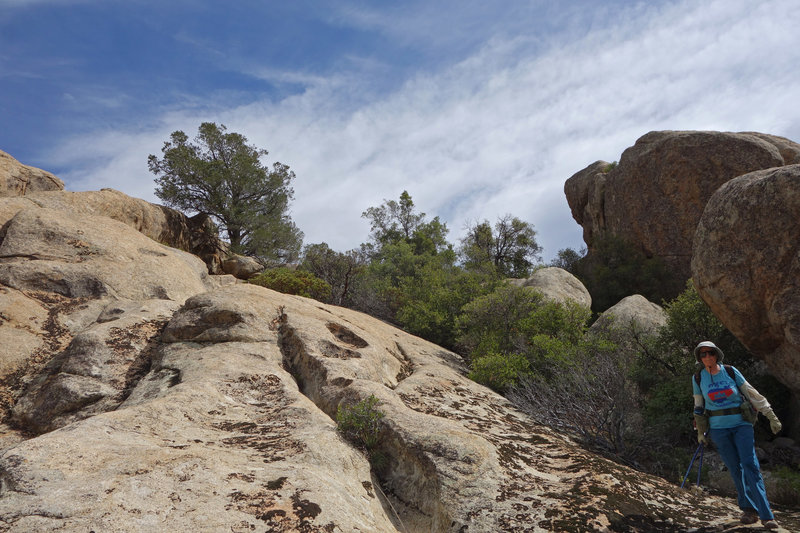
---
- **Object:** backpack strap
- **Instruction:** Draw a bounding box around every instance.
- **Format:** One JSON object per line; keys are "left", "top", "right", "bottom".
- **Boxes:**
{"left": 724, "top": 364, "right": 736, "bottom": 383}
{"left": 696, "top": 365, "right": 737, "bottom": 385}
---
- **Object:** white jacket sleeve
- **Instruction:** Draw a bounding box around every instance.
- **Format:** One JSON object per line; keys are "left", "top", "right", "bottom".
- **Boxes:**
{"left": 741, "top": 381, "right": 772, "bottom": 412}
{"left": 693, "top": 394, "right": 704, "bottom": 409}
{"left": 692, "top": 376, "right": 704, "bottom": 409}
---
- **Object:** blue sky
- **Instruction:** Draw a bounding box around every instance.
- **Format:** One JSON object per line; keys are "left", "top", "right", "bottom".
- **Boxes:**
{"left": 2, "top": 0, "right": 799, "bottom": 261}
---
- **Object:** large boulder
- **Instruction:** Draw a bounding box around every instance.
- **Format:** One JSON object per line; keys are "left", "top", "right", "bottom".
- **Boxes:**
{"left": 222, "top": 253, "right": 264, "bottom": 280}
{"left": 508, "top": 266, "right": 591, "bottom": 308}
{"left": 0, "top": 150, "right": 64, "bottom": 197}
{"left": 0, "top": 205, "right": 235, "bottom": 434}
{"left": 743, "top": 132, "right": 800, "bottom": 165}
{"left": 565, "top": 131, "right": 798, "bottom": 283}
{"left": 692, "top": 164, "right": 800, "bottom": 398}
{"left": 0, "top": 189, "right": 227, "bottom": 273}
{"left": 0, "top": 207, "right": 214, "bottom": 302}
{"left": 590, "top": 294, "right": 666, "bottom": 335}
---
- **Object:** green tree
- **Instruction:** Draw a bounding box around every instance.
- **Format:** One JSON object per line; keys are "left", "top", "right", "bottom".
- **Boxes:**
{"left": 549, "top": 246, "right": 585, "bottom": 272}
{"left": 355, "top": 191, "right": 494, "bottom": 348}
{"left": 361, "top": 190, "right": 450, "bottom": 256}
{"left": 362, "top": 190, "right": 426, "bottom": 248}
{"left": 459, "top": 215, "right": 542, "bottom": 278}
{"left": 299, "top": 243, "right": 367, "bottom": 306}
{"left": 394, "top": 248, "right": 493, "bottom": 348}
{"left": 148, "top": 122, "right": 303, "bottom": 264}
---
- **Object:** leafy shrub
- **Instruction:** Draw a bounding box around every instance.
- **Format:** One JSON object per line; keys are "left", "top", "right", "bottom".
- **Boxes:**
{"left": 394, "top": 255, "right": 492, "bottom": 350}
{"left": 336, "top": 395, "right": 385, "bottom": 452}
{"left": 456, "top": 284, "right": 592, "bottom": 375}
{"left": 772, "top": 466, "right": 800, "bottom": 506}
{"left": 299, "top": 243, "right": 367, "bottom": 306}
{"left": 249, "top": 267, "right": 332, "bottom": 301}
{"left": 468, "top": 353, "right": 531, "bottom": 392}
{"left": 640, "top": 375, "right": 694, "bottom": 446}
{"left": 456, "top": 284, "right": 546, "bottom": 360}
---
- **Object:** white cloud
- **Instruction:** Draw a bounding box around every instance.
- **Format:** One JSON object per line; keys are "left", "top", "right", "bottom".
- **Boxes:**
{"left": 48, "top": 0, "right": 800, "bottom": 261}
{"left": 0, "top": 0, "right": 91, "bottom": 6}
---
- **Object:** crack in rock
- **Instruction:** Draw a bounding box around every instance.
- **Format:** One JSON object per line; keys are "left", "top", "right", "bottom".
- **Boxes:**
{"left": 273, "top": 307, "right": 451, "bottom": 533}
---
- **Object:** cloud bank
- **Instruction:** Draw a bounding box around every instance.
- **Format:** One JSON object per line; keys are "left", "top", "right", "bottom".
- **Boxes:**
{"left": 36, "top": 0, "right": 800, "bottom": 260}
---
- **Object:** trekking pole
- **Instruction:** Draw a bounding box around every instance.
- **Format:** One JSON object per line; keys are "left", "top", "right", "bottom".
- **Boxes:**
{"left": 695, "top": 442, "right": 704, "bottom": 487}
{"left": 680, "top": 441, "right": 704, "bottom": 489}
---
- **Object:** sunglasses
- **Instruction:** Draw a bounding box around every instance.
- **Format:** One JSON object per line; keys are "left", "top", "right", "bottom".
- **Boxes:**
{"left": 699, "top": 351, "right": 715, "bottom": 358}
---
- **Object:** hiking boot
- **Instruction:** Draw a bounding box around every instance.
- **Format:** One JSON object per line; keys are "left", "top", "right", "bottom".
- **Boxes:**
{"left": 739, "top": 509, "right": 758, "bottom": 524}
{"left": 762, "top": 519, "right": 779, "bottom": 530}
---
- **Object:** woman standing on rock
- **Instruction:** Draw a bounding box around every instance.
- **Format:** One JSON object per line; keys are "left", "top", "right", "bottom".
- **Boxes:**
{"left": 692, "top": 341, "right": 783, "bottom": 529}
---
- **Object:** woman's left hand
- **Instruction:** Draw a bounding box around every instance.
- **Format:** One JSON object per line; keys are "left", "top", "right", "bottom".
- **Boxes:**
{"left": 765, "top": 409, "right": 782, "bottom": 434}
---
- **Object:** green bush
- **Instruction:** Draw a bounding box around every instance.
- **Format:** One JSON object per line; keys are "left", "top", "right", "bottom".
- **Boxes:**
{"left": 640, "top": 375, "right": 694, "bottom": 446}
{"left": 249, "top": 267, "right": 332, "bottom": 301}
{"left": 468, "top": 353, "right": 531, "bottom": 392}
{"left": 394, "top": 254, "right": 492, "bottom": 350}
{"left": 772, "top": 466, "right": 800, "bottom": 506}
{"left": 456, "top": 284, "right": 592, "bottom": 378}
{"left": 455, "top": 284, "right": 548, "bottom": 360}
{"left": 336, "top": 395, "right": 385, "bottom": 452}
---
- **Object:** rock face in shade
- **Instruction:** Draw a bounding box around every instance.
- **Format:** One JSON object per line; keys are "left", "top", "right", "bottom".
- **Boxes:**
{"left": 565, "top": 130, "right": 799, "bottom": 283}
{"left": 0, "top": 150, "right": 64, "bottom": 197}
{"left": 693, "top": 164, "right": 800, "bottom": 399}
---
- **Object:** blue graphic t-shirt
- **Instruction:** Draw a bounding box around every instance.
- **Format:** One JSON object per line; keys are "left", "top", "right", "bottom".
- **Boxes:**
{"left": 692, "top": 366, "right": 749, "bottom": 429}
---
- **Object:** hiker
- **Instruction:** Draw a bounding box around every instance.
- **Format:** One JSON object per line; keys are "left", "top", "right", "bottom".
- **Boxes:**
{"left": 692, "top": 341, "right": 782, "bottom": 529}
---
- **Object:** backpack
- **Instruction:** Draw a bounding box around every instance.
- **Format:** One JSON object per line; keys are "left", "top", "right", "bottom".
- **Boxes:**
{"left": 695, "top": 365, "right": 757, "bottom": 423}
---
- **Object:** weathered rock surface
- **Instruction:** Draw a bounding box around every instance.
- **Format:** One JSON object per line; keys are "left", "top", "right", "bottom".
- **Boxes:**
{"left": 743, "top": 132, "right": 800, "bottom": 165}
{"left": 693, "top": 164, "right": 800, "bottom": 399}
{"left": 222, "top": 253, "right": 264, "bottom": 280}
{"left": 2, "top": 282, "right": 775, "bottom": 532}
{"left": 0, "top": 204, "right": 235, "bottom": 441}
{"left": 0, "top": 189, "right": 226, "bottom": 273}
{"left": 563, "top": 160, "right": 613, "bottom": 249}
{"left": 590, "top": 294, "right": 666, "bottom": 335}
{"left": 0, "top": 207, "right": 214, "bottom": 302}
{"left": 11, "top": 299, "right": 178, "bottom": 434}
{"left": 0, "top": 150, "right": 64, "bottom": 197}
{"left": 508, "top": 266, "right": 592, "bottom": 308}
{"left": 565, "top": 130, "right": 799, "bottom": 282}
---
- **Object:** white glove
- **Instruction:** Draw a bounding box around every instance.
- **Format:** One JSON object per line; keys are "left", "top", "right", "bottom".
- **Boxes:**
{"left": 764, "top": 409, "right": 782, "bottom": 434}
